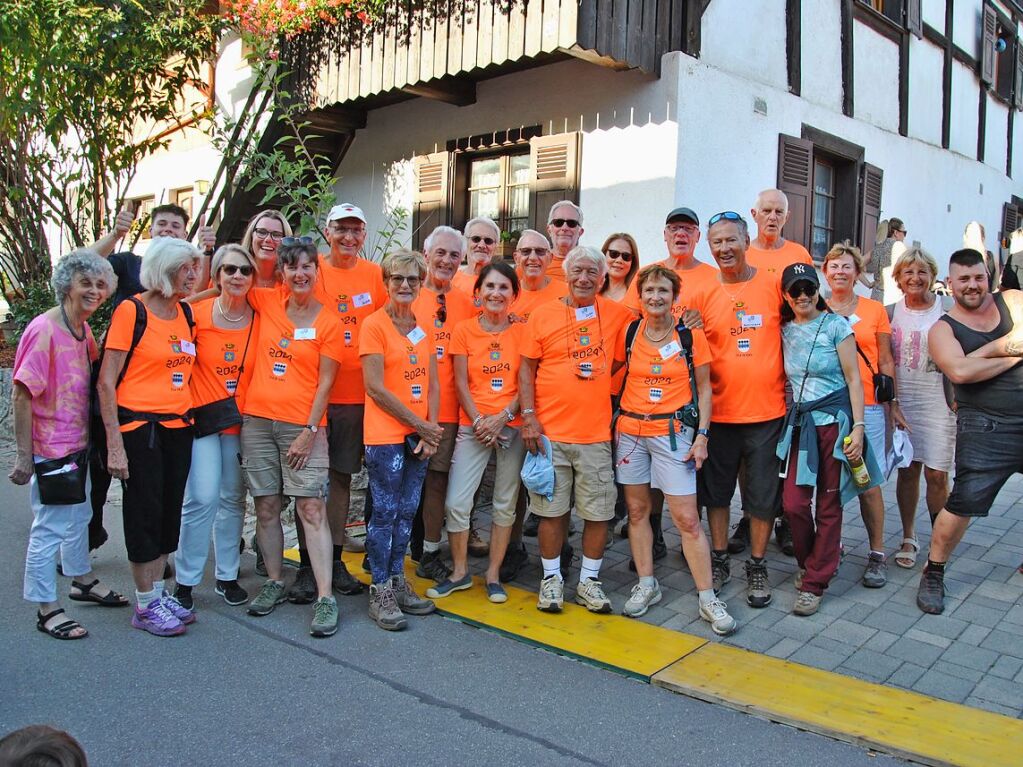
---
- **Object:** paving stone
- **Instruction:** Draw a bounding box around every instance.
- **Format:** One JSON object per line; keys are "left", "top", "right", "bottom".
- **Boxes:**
{"left": 821, "top": 618, "right": 877, "bottom": 648}
{"left": 963, "top": 697, "right": 1023, "bottom": 718}
{"left": 863, "top": 629, "right": 899, "bottom": 653}
{"left": 839, "top": 602, "right": 877, "bottom": 624}
{"left": 912, "top": 669, "right": 976, "bottom": 703}
{"left": 765, "top": 637, "right": 803, "bottom": 659}
{"left": 948, "top": 558, "right": 995, "bottom": 577}
{"left": 990, "top": 654, "right": 1023, "bottom": 681}
{"left": 911, "top": 614, "right": 969, "bottom": 640}
{"left": 1004, "top": 604, "right": 1023, "bottom": 626}
{"left": 723, "top": 627, "right": 783, "bottom": 653}
{"left": 886, "top": 662, "right": 927, "bottom": 689}
{"left": 840, "top": 648, "right": 902, "bottom": 682}
{"left": 903, "top": 628, "right": 952, "bottom": 649}
{"left": 956, "top": 624, "right": 992, "bottom": 647}
{"left": 884, "top": 637, "right": 945, "bottom": 667}
{"left": 980, "top": 628, "right": 1023, "bottom": 659}
{"left": 861, "top": 606, "right": 918, "bottom": 634}
{"left": 788, "top": 645, "right": 853, "bottom": 672}
{"left": 969, "top": 676, "right": 1023, "bottom": 710}
{"left": 771, "top": 614, "right": 822, "bottom": 642}
{"left": 940, "top": 642, "right": 1000, "bottom": 672}
{"left": 931, "top": 660, "right": 985, "bottom": 683}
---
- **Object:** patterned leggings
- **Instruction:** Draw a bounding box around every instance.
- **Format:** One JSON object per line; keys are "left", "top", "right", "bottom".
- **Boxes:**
{"left": 364, "top": 442, "right": 429, "bottom": 585}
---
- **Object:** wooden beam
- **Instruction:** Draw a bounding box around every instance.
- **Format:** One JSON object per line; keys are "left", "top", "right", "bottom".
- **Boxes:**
{"left": 1007, "top": 103, "right": 1015, "bottom": 177}
{"left": 786, "top": 0, "right": 801, "bottom": 96}
{"left": 978, "top": 87, "right": 987, "bottom": 162}
{"left": 941, "top": 0, "right": 953, "bottom": 149}
{"left": 898, "top": 29, "right": 909, "bottom": 136}
{"left": 840, "top": 0, "right": 854, "bottom": 117}
{"left": 401, "top": 76, "right": 477, "bottom": 106}
{"left": 303, "top": 105, "right": 367, "bottom": 133}
{"left": 684, "top": 0, "right": 702, "bottom": 58}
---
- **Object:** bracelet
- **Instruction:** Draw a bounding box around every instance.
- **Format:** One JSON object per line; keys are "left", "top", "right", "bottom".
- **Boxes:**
{"left": 472, "top": 414, "right": 484, "bottom": 428}
{"left": 696, "top": 428, "right": 710, "bottom": 439}
{"left": 503, "top": 408, "right": 515, "bottom": 422}
{"left": 852, "top": 421, "right": 866, "bottom": 429}
{"left": 521, "top": 408, "right": 536, "bottom": 416}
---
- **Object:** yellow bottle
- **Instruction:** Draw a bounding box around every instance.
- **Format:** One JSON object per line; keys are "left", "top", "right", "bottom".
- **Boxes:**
{"left": 844, "top": 435, "right": 871, "bottom": 487}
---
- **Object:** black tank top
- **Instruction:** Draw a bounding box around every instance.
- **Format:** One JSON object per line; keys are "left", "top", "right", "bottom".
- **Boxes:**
{"left": 939, "top": 293, "right": 1023, "bottom": 422}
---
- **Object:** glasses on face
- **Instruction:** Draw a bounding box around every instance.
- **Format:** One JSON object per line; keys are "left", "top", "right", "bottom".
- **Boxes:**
{"left": 282, "top": 236, "right": 314, "bottom": 247}
{"left": 787, "top": 281, "right": 818, "bottom": 299}
{"left": 518, "top": 247, "right": 548, "bottom": 257}
{"left": 330, "top": 225, "right": 365, "bottom": 238}
{"left": 469, "top": 235, "right": 496, "bottom": 246}
{"left": 221, "top": 264, "right": 255, "bottom": 277}
{"left": 606, "top": 249, "right": 633, "bottom": 263}
{"left": 666, "top": 223, "right": 698, "bottom": 234}
{"left": 550, "top": 218, "right": 580, "bottom": 229}
{"left": 435, "top": 291, "right": 447, "bottom": 324}
{"left": 708, "top": 211, "right": 745, "bottom": 227}
{"left": 388, "top": 274, "right": 421, "bottom": 288}
{"left": 253, "top": 227, "right": 285, "bottom": 241}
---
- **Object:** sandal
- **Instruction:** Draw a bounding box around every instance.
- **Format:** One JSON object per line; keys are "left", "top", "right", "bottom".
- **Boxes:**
{"left": 36, "top": 608, "right": 88, "bottom": 640}
{"left": 893, "top": 537, "right": 919, "bottom": 569}
{"left": 69, "top": 579, "right": 129, "bottom": 607}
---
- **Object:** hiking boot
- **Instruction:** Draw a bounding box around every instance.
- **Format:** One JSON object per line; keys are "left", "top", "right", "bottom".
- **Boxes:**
{"left": 523, "top": 513, "right": 540, "bottom": 537}
{"left": 699, "top": 598, "right": 738, "bottom": 636}
{"left": 332, "top": 560, "right": 365, "bottom": 596}
{"left": 711, "top": 552, "right": 731, "bottom": 595}
{"left": 251, "top": 535, "right": 266, "bottom": 577}
{"left": 916, "top": 569, "right": 946, "bottom": 614}
{"left": 727, "top": 517, "right": 750, "bottom": 554}
{"left": 248, "top": 579, "right": 287, "bottom": 616}
{"left": 132, "top": 598, "right": 186, "bottom": 637}
{"left": 172, "top": 584, "right": 194, "bottom": 612}
{"left": 774, "top": 518, "right": 795, "bottom": 556}
{"left": 537, "top": 574, "right": 564, "bottom": 612}
{"left": 467, "top": 528, "right": 490, "bottom": 557}
{"left": 162, "top": 590, "right": 196, "bottom": 625}
{"left": 415, "top": 550, "right": 452, "bottom": 582}
{"left": 499, "top": 541, "right": 529, "bottom": 583}
{"left": 575, "top": 578, "right": 613, "bottom": 613}
{"left": 287, "top": 566, "right": 316, "bottom": 604}
{"left": 862, "top": 552, "right": 888, "bottom": 589}
{"left": 391, "top": 575, "right": 436, "bottom": 615}
{"left": 622, "top": 580, "right": 662, "bottom": 618}
{"left": 560, "top": 543, "right": 574, "bottom": 581}
{"left": 793, "top": 590, "right": 822, "bottom": 616}
{"left": 369, "top": 583, "right": 407, "bottom": 631}
{"left": 425, "top": 573, "right": 473, "bottom": 599}
{"left": 310, "top": 596, "right": 339, "bottom": 638}
{"left": 215, "top": 579, "right": 249, "bottom": 606}
{"left": 744, "top": 559, "right": 772, "bottom": 608}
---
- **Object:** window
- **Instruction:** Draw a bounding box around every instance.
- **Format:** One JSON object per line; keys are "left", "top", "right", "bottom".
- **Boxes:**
{"left": 171, "top": 187, "right": 194, "bottom": 221}
{"left": 811, "top": 160, "right": 836, "bottom": 260}
{"left": 862, "top": 0, "right": 903, "bottom": 26}
{"left": 466, "top": 152, "right": 530, "bottom": 239}
{"left": 129, "top": 196, "right": 155, "bottom": 240}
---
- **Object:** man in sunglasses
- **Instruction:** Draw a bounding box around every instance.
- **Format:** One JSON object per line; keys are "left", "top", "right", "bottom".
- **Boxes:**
{"left": 452, "top": 217, "right": 501, "bottom": 301}
{"left": 546, "top": 201, "right": 585, "bottom": 283}
{"left": 746, "top": 189, "right": 814, "bottom": 277}
{"left": 411, "top": 226, "right": 476, "bottom": 582}
{"left": 511, "top": 230, "right": 568, "bottom": 323}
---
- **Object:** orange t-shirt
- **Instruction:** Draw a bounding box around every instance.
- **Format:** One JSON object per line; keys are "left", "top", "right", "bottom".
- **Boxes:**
{"left": 451, "top": 270, "right": 478, "bottom": 296}
{"left": 412, "top": 286, "right": 476, "bottom": 423}
{"left": 359, "top": 308, "right": 431, "bottom": 445}
{"left": 624, "top": 259, "right": 719, "bottom": 320}
{"left": 449, "top": 318, "right": 525, "bottom": 427}
{"left": 189, "top": 298, "right": 256, "bottom": 435}
{"left": 314, "top": 256, "right": 387, "bottom": 404}
{"left": 546, "top": 255, "right": 567, "bottom": 283}
{"left": 522, "top": 296, "right": 633, "bottom": 443}
{"left": 836, "top": 296, "right": 891, "bottom": 407}
{"left": 105, "top": 299, "right": 194, "bottom": 432}
{"left": 746, "top": 240, "right": 814, "bottom": 278}
{"left": 616, "top": 323, "right": 712, "bottom": 437}
{"left": 241, "top": 287, "right": 343, "bottom": 427}
{"left": 691, "top": 270, "right": 786, "bottom": 423}
{"left": 510, "top": 279, "right": 568, "bottom": 323}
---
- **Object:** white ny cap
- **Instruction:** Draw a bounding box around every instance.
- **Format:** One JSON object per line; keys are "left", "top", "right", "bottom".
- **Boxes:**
{"left": 326, "top": 203, "right": 367, "bottom": 224}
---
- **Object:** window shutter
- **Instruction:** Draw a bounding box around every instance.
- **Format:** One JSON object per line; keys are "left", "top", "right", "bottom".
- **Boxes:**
{"left": 412, "top": 151, "right": 450, "bottom": 250}
{"left": 528, "top": 132, "right": 582, "bottom": 231}
{"left": 1014, "top": 40, "right": 1023, "bottom": 109}
{"left": 776, "top": 134, "right": 813, "bottom": 249}
{"left": 982, "top": 4, "right": 997, "bottom": 86}
{"left": 859, "top": 162, "right": 883, "bottom": 251}
{"left": 1002, "top": 202, "right": 1020, "bottom": 240}
{"left": 906, "top": 0, "right": 922, "bottom": 39}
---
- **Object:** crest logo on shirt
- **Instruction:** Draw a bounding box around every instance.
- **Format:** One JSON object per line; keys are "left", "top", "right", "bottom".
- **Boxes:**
{"left": 489, "top": 350, "right": 501, "bottom": 361}
{"left": 735, "top": 309, "right": 746, "bottom": 322}
{"left": 169, "top": 334, "right": 179, "bottom": 342}
{"left": 344, "top": 330, "right": 352, "bottom": 346}
{"left": 649, "top": 387, "right": 663, "bottom": 403}
{"left": 411, "top": 383, "right": 422, "bottom": 399}
{"left": 579, "top": 361, "right": 593, "bottom": 378}
{"left": 279, "top": 337, "right": 290, "bottom": 349}
{"left": 434, "top": 318, "right": 444, "bottom": 328}
{"left": 651, "top": 364, "right": 662, "bottom": 375}
{"left": 338, "top": 302, "right": 349, "bottom": 313}
{"left": 737, "top": 338, "right": 751, "bottom": 353}
{"left": 491, "top": 377, "right": 504, "bottom": 392}
{"left": 224, "top": 351, "right": 236, "bottom": 362}
{"left": 579, "top": 335, "right": 590, "bottom": 347}
{"left": 409, "top": 354, "right": 418, "bottom": 365}
{"left": 436, "top": 346, "right": 445, "bottom": 360}
{"left": 273, "top": 362, "right": 287, "bottom": 377}
{"left": 171, "top": 372, "right": 184, "bottom": 388}
{"left": 171, "top": 342, "right": 181, "bottom": 353}
{"left": 226, "top": 379, "right": 238, "bottom": 394}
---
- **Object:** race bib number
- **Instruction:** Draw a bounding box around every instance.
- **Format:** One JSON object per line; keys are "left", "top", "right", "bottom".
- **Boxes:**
{"left": 294, "top": 327, "right": 316, "bottom": 340}
{"left": 407, "top": 327, "right": 426, "bottom": 344}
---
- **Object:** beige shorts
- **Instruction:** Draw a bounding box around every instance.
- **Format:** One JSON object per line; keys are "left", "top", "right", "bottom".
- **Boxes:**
{"left": 528, "top": 440, "right": 615, "bottom": 522}
{"left": 427, "top": 422, "right": 459, "bottom": 472}
{"left": 240, "top": 415, "right": 328, "bottom": 498}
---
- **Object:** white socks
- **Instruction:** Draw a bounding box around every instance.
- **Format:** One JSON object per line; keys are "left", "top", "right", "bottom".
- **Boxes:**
{"left": 136, "top": 587, "right": 159, "bottom": 609}
{"left": 698, "top": 589, "right": 717, "bottom": 605}
{"left": 579, "top": 556, "right": 602, "bottom": 583}
{"left": 423, "top": 540, "right": 440, "bottom": 554}
{"left": 541, "top": 557, "right": 562, "bottom": 579}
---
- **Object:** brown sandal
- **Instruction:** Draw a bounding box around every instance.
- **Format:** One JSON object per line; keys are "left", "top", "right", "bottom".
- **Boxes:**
{"left": 36, "top": 608, "right": 88, "bottom": 640}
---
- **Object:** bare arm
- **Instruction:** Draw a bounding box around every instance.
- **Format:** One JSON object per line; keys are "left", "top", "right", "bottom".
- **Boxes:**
{"left": 98, "top": 349, "right": 129, "bottom": 480}
{"left": 837, "top": 334, "right": 865, "bottom": 462}
{"left": 929, "top": 320, "right": 1021, "bottom": 384}
{"left": 877, "top": 331, "right": 909, "bottom": 430}
{"left": 684, "top": 363, "right": 712, "bottom": 470}
{"left": 518, "top": 355, "right": 544, "bottom": 455}
{"left": 9, "top": 383, "right": 34, "bottom": 484}
{"left": 90, "top": 208, "right": 134, "bottom": 257}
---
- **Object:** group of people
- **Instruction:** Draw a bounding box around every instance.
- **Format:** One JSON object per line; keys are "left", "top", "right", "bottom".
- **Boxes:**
{"left": 10, "top": 188, "right": 1022, "bottom": 643}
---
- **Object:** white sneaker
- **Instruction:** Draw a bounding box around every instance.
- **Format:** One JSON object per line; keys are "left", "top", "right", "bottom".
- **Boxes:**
{"left": 575, "top": 578, "right": 613, "bottom": 613}
{"left": 537, "top": 575, "right": 564, "bottom": 613}
{"left": 622, "top": 580, "right": 662, "bottom": 618}
{"left": 699, "top": 598, "right": 737, "bottom": 636}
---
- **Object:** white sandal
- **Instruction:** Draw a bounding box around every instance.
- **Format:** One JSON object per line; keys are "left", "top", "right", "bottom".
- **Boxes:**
{"left": 893, "top": 537, "right": 919, "bottom": 569}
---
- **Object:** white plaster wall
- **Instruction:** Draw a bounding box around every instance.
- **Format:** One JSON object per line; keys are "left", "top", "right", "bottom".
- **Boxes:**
{"left": 853, "top": 25, "right": 900, "bottom": 134}
{"left": 800, "top": 0, "right": 844, "bottom": 113}
{"left": 949, "top": 61, "right": 981, "bottom": 158}
{"left": 922, "top": 0, "right": 947, "bottom": 31}
{"left": 700, "top": 0, "right": 788, "bottom": 92}
{"left": 907, "top": 36, "right": 944, "bottom": 146}
{"left": 953, "top": 0, "right": 982, "bottom": 56}
{"left": 984, "top": 96, "right": 1009, "bottom": 174}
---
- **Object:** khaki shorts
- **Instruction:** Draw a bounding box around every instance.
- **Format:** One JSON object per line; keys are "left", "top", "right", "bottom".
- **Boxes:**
{"left": 427, "top": 422, "right": 458, "bottom": 472}
{"left": 528, "top": 440, "right": 615, "bottom": 522}
{"left": 241, "top": 415, "right": 328, "bottom": 498}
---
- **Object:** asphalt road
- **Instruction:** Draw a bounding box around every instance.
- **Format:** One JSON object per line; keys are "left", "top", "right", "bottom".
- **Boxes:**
{"left": 0, "top": 476, "right": 906, "bottom": 767}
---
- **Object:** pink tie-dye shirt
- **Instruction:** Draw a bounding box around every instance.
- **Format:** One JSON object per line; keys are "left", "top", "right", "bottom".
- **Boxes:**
{"left": 13, "top": 313, "right": 97, "bottom": 459}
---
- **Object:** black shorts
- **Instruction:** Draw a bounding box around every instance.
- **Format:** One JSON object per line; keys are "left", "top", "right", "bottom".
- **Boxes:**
{"left": 698, "top": 418, "right": 783, "bottom": 520}
{"left": 945, "top": 411, "right": 1023, "bottom": 518}
{"left": 327, "top": 404, "right": 365, "bottom": 475}
{"left": 121, "top": 424, "right": 194, "bottom": 563}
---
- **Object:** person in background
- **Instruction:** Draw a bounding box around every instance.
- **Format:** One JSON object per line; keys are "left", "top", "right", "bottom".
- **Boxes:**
{"left": 865, "top": 218, "right": 906, "bottom": 303}
{"left": 599, "top": 233, "right": 639, "bottom": 303}
{"left": 545, "top": 201, "right": 585, "bottom": 282}
{"left": 963, "top": 221, "right": 999, "bottom": 292}
{"left": 10, "top": 250, "right": 126, "bottom": 641}
{"left": 453, "top": 216, "right": 501, "bottom": 297}
{"left": 240, "top": 209, "right": 292, "bottom": 288}
{"left": 510, "top": 230, "right": 567, "bottom": 323}
{"left": 745, "top": 189, "right": 814, "bottom": 276}
{"left": 1000, "top": 227, "right": 1023, "bottom": 291}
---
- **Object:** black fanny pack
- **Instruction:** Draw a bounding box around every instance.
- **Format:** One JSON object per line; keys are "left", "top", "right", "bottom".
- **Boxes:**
{"left": 192, "top": 398, "right": 242, "bottom": 438}
{"left": 33, "top": 448, "right": 89, "bottom": 505}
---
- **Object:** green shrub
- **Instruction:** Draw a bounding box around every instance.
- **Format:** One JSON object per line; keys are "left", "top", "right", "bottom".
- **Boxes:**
{"left": 8, "top": 279, "right": 114, "bottom": 346}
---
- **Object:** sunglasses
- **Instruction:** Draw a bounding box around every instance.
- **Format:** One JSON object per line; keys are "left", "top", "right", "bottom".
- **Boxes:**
{"left": 550, "top": 218, "right": 580, "bottom": 228}
{"left": 787, "top": 281, "right": 818, "bottom": 298}
{"left": 606, "top": 249, "right": 633, "bottom": 263}
{"left": 388, "top": 275, "right": 421, "bottom": 288}
{"left": 435, "top": 291, "right": 447, "bottom": 324}
{"left": 253, "top": 227, "right": 285, "bottom": 241}
{"left": 469, "top": 235, "right": 496, "bottom": 246}
{"left": 708, "top": 211, "right": 745, "bottom": 227}
{"left": 220, "top": 264, "right": 255, "bottom": 277}
{"left": 281, "top": 236, "right": 314, "bottom": 247}
{"left": 517, "top": 247, "right": 548, "bottom": 257}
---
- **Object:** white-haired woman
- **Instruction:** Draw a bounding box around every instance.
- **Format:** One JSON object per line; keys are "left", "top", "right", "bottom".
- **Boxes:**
{"left": 10, "top": 250, "right": 125, "bottom": 640}
{"left": 98, "top": 236, "right": 202, "bottom": 637}
{"left": 240, "top": 209, "right": 292, "bottom": 288}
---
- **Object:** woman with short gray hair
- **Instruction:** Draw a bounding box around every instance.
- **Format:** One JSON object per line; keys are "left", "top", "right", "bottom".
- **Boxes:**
{"left": 10, "top": 249, "right": 126, "bottom": 640}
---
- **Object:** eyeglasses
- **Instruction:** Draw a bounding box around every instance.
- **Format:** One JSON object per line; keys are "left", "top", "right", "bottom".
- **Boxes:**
{"left": 469, "top": 235, "right": 496, "bottom": 246}
{"left": 435, "top": 291, "right": 447, "bottom": 324}
{"left": 253, "top": 227, "right": 285, "bottom": 241}
{"left": 550, "top": 218, "right": 580, "bottom": 229}
{"left": 221, "top": 264, "right": 255, "bottom": 277}
{"left": 666, "top": 223, "right": 699, "bottom": 234}
{"left": 281, "top": 236, "right": 314, "bottom": 247}
{"left": 517, "top": 247, "right": 548, "bottom": 257}
{"left": 606, "top": 249, "right": 633, "bottom": 263}
{"left": 388, "top": 275, "right": 421, "bottom": 288}
{"left": 787, "top": 281, "right": 818, "bottom": 299}
{"left": 329, "top": 225, "right": 365, "bottom": 237}
{"left": 708, "top": 211, "right": 746, "bottom": 227}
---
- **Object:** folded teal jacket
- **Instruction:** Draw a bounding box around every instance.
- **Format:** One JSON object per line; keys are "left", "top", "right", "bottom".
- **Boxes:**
{"left": 775, "top": 387, "right": 883, "bottom": 505}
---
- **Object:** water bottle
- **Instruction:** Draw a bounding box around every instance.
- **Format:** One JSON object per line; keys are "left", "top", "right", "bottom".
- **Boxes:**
{"left": 844, "top": 435, "right": 871, "bottom": 488}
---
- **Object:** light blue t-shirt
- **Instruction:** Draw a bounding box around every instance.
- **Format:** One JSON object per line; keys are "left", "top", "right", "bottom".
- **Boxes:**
{"left": 782, "top": 312, "right": 854, "bottom": 426}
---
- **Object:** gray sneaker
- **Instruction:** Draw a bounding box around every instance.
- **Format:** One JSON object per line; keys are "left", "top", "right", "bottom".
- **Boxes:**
{"left": 862, "top": 552, "right": 888, "bottom": 589}
{"left": 744, "top": 559, "right": 772, "bottom": 608}
{"left": 310, "top": 596, "right": 339, "bottom": 637}
{"left": 793, "top": 590, "right": 822, "bottom": 616}
{"left": 369, "top": 583, "right": 407, "bottom": 631}
{"left": 247, "top": 579, "right": 287, "bottom": 616}
{"left": 537, "top": 574, "right": 564, "bottom": 612}
{"left": 622, "top": 580, "right": 662, "bottom": 618}
{"left": 575, "top": 578, "right": 613, "bottom": 613}
{"left": 711, "top": 553, "right": 731, "bottom": 595}
{"left": 390, "top": 575, "right": 436, "bottom": 616}
{"left": 699, "top": 597, "right": 738, "bottom": 636}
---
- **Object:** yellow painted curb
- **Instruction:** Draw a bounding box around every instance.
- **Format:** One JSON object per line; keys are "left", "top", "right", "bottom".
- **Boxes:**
{"left": 651, "top": 643, "right": 1023, "bottom": 767}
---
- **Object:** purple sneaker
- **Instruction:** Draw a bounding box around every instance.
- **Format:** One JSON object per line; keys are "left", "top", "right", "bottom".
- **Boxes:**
{"left": 132, "top": 599, "right": 186, "bottom": 637}
{"left": 161, "top": 592, "right": 197, "bottom": 625}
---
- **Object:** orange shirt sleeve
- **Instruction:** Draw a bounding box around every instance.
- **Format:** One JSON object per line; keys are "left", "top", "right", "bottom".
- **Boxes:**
{"left": 105, "top": 299, "right": 138, "bottom": 352}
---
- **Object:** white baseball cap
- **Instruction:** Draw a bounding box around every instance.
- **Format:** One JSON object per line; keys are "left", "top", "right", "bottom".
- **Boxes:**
{"left": 326, "top": 203, "right": 367, "bottom": 224}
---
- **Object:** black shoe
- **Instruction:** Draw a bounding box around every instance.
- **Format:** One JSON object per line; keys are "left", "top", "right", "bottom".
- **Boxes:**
{"left": 362, "top": 554, "right": 371, "bottom": 574}
{"left": 499, "top": 542, "right": 529, "bottom": 583}
{"left": 332, "top": 560, "right": 365, "bottom": 595}
{"left": 173, "top": 584, "right": 194, "bottom": 611}
{"left": 238, "top": 537, "right": 245, "bottom": 555}
{"left": 252, "top": 536, "right": 267, "bottom": 577}
{"left": 560, "top": 543, "right": 574, "bottom": 581}
{"left": 415, "top": 550, "right": 452, "bottom": 582}
{"left": 727, "top": 517, "right": 750, "bottom": 554}
{"left": 215, "top": 579, "right": 249, "bottom": 606}
{"left": 775, "top": 518, "right": 795, "bottom": 557}
{"left": 916, "top": 569, "right": 945, "bottom": 614}
{"left": 287, "top": 566, "right": 316, "bottom": 604}
{"left": 523, "top": 513, "right": 540, "bottom": 538}
{"left": 409, "top": 540, "right": 423, "bottom": 564}
{"left": 744, "top": 559, "right": 772, "bottom": 608}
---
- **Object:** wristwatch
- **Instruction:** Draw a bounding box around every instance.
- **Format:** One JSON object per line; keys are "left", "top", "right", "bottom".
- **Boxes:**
{"left": 696, "top": 428, "right": 710, "bottom": 439}
{"left": 305, "top": 424, "right": 318, "bottom": 433}
{"left": 521, "top": 408, "right": 536, "bottom": 416}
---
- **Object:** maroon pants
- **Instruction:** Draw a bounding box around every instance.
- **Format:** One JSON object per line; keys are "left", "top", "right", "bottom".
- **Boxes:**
{"left": 782, "top": 423, "right": 843, "bottom": 596}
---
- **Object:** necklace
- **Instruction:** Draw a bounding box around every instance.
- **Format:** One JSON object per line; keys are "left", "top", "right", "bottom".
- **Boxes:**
{"left": 60, "top": 303, "right": 86, "bottom": 342}
{"left": 479, "top": 314, "right": 509, "bottom": 333}
{"left": 643, "top": 319, "right": 674, "bottom": 344}
{"left": 829, "top": 293, "right": 858, "bottom": 315}
{"left": 217, "top": 296, "right": 247, "bottom": 323}
{"left": 719, "top": 265, "right": 754, "bottom": 305}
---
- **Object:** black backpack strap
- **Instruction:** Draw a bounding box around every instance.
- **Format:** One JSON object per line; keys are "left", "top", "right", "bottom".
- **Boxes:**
{"left": 622, "top": 318, "right": 642, "bottom": 380}
{"left": 115, "top": 296, "right": 148, "bottom": 388}
{"left": 675, "top": 318, "right": 699, "bottom": 416}
{"left": 179, "top": 300, "right": 195, "bottom": 337}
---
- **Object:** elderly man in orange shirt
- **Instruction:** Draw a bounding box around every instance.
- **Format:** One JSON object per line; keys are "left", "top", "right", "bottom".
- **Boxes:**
{"left": 545, "top": 201, "right": 585, "bottom": 283}
{"left": 746, "top": 189, "right": 814, "bottom": 276}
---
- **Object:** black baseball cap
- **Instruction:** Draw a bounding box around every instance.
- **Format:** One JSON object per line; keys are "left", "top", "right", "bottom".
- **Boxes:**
{"left": 665, "top": 207, "right": 699, "bottom": 226}
{"left": 781, "top": 262, "right": 820, "bottom": 292}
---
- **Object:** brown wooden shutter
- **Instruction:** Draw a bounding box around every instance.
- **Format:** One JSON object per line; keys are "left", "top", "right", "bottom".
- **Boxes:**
{"left": 1002, "top": 202, "right": 1020, "bottom": 240}
{"left": 859, "top": 162, "right": 883, "bottom": 251}
{"left": 776, "top": 134, "right": 813, "bottom": 249}
{"left": 1014, "top": 40, "right": 1023, "bottom": 109}
{"left": 412, "top": 151, "right": 450, "bottom": 250}
{"left": 906, "top": 0, "right": 922, "bottom": 39}
{"left": 528, "top": 133, "right": 581, "bottom": 231}
{"left": 982, "top": 4, "right": 997, "bottom": 86}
